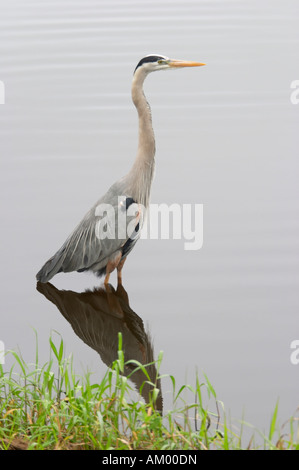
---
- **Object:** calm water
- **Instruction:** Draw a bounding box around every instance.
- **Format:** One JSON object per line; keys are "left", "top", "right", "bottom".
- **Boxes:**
{"left": 1, "top": 0, "right": 299, "bottom": 438}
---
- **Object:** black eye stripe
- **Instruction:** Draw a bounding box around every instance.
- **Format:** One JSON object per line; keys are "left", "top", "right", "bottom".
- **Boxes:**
{"left": 134, "top": 55, "right": 166, "bottom": 73}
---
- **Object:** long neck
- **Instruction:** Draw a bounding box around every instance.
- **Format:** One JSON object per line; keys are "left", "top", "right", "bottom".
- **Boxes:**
{"left": 127, "top": 69, "right": 156, "bottom": 207}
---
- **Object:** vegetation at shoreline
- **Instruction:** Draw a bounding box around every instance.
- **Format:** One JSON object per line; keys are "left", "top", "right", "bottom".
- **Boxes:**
{"left": 0, "top": 333, "right": 298, "bottom": 450}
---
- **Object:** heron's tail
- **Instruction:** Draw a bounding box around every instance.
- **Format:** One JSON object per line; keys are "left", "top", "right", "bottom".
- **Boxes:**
{"left": 36, "top": 246, "right": 65, "bottom": 283}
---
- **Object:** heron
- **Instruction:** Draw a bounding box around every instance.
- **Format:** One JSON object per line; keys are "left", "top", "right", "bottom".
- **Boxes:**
{"left": 36, "top": 54, "right": 205, "bottom": 286}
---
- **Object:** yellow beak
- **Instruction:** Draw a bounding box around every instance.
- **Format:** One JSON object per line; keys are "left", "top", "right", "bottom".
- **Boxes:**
{"left": 168, "top": 59, "right": 206, "bottom": 68}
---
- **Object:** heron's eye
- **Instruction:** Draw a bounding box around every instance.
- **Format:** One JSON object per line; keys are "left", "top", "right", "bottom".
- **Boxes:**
{"left": 158, "top": 59, "right": 164, "bottom": 64}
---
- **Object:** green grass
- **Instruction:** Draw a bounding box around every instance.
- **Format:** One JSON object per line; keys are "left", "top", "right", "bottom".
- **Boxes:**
{"left": 0, "top": 332, "right": 298, "bottom": 450}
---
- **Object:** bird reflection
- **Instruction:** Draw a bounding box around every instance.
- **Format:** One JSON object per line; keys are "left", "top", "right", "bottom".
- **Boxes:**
{"left": 36, "top": 282, "right": 162, "bottom": 413}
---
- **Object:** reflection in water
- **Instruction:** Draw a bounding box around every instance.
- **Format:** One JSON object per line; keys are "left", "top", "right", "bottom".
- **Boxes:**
{"left": 36, "top": 282, "right": 162, "bottom": 413}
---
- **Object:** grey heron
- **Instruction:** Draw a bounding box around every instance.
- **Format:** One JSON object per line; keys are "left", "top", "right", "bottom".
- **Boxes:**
{"left": 36, "top": 54, "right": 205, "bottom": 286}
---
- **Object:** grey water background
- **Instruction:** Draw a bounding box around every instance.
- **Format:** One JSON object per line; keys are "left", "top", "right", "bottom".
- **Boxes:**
{"left": 1, "top": 0, "right": 298, "bottom": 437}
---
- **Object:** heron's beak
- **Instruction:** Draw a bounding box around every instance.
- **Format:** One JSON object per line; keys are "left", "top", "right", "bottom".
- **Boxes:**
{"left": 167, "top": 59, "right": 206, "bottom": 68}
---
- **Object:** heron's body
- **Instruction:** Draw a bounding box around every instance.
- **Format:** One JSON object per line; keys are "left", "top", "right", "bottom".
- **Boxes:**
{"left": 36, "top": 55, "right": 204, "bottom": 285}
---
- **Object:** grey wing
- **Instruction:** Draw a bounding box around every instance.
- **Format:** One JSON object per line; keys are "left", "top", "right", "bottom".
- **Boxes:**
{"left": 36, "top": 191, "right": 142, "bottom": 283}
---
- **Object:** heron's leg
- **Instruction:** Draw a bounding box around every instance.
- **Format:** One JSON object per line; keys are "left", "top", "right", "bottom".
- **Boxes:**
{"left": 117, "top": 257, "right": 127, "bottom": 286}
{"left": 104, "top": 271, "right": 111, "bottom": 286}
{"left": 104, "top": 252, "right": 122, "bottom": 286}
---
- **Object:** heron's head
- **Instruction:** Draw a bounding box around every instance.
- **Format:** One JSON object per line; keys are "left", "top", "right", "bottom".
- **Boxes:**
{"left": 134, "top": 54, "right": 205, "bottom": 75}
